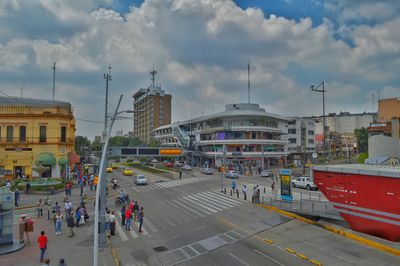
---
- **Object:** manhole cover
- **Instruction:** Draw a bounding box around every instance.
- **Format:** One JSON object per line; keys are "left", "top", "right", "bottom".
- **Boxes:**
{"left": 153, "top": 246, "right": 168, "bottom": 252}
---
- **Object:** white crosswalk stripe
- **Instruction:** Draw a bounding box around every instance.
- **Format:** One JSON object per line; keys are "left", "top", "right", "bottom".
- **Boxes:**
{"left": 131, "top": 177, "right": 212, "bottom": 192}
{"left": 182, "top": 196, "right": 218, "bottom": 214}
{"left": 187, "top": 194, "right": 226, "bottom": 211}
{"left": 171, "top": 199, "right": 205, "bottom": 218}
{"left": 197, "top": 192, "right": 237, "bottom": 208}
{"left": 174, "top": 198, "right": 212, "bottom": 215}
{"left": 169, "top": 201, "right": 200, "bottom": 219}
{"left": 115, "top": 219, "right": 129, "bottom": 241}
{"left": 202, "top": 191, "right": 243, "bottom": 205}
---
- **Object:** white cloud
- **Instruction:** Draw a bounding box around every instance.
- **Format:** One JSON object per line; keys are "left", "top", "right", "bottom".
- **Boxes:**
{"left": 0, "top": 0, "right": 399, "bottom": 137}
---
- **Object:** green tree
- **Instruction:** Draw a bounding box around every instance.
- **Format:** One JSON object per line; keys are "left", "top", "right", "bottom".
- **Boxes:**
{"left": 108, "top": 136, "right": 144, "bottom": 147}
{"left": 147, "top": 138, "right": 161, "bottom": 147}
{"left": 91, "top": 139, "right": 102, "bottom": 152}
{"left": 75, "top": 136, "right": 91, "bottom": 155}
{"left": 354, "top": 127, "right": 368, "bottom": 153}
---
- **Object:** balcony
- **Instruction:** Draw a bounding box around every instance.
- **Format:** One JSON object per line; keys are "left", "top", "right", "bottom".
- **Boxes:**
{"left": 0, "top": 137, "right": 74, "bottom": 145}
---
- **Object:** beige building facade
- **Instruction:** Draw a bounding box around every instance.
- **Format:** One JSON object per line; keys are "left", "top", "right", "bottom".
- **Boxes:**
{"left": 0, "top": 97, "right": 76, "bottom": 179}
{"left": 133, "top": 85, "right": 171, "bottom": 144}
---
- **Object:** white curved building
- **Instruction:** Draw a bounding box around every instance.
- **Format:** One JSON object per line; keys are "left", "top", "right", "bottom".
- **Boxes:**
{"left": 154, "top": 103, "right": 289, "bottom": 168}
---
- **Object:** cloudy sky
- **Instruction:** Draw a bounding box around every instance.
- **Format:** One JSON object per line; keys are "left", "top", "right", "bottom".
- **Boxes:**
{"left": 1, "top": 0, "right": 400, "bottom": 139}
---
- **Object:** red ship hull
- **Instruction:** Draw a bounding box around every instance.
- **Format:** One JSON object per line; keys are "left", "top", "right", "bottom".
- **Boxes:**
{"left": 313, "top": 165, "right": 400, "bottom": 242}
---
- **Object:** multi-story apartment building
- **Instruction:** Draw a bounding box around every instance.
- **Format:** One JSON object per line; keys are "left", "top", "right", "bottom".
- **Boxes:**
{"left": 0, "top": 97, "right": 76, "bottom": 179}
{"left": 154, "top": 103, "right": 289, "bottom": 168}
{"left": 378, "top": 97, "right": 400, "bottom": 122}
{"left": 287, "top": 117, "right": 315, "bottom": 155}
{"left": 133, "top": 82, "right": 171, "bottom": 144}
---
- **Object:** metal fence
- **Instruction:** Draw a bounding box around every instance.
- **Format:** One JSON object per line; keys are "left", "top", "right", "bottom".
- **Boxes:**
{"left": 261, "top": 195, "right": 342, "bottom": 220}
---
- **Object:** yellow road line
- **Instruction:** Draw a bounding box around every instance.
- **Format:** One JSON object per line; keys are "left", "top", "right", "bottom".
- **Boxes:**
{"left": 257, "top": 203, "right": 400, "bottom": 258}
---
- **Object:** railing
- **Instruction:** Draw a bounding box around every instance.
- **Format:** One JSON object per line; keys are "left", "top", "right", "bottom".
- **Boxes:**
{"left": 260, "top": 195, "right": 342, "bottom": 220}
{"left": 172, "top": 126, "right": 190, "bottom": 148}
{"left": 0, "top": 137, "right": 73, "bottom": 145}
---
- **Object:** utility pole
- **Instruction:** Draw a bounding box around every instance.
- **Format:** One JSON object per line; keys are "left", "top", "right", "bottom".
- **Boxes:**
{"left": 52, "top": 62, "right": 56, "bottom": 100}
{"left": 103, "top": 65, "right": 112, "bottom": 141}
{"left": 311, "top": 82, "right": 327, "bottom": 160}
{"left": 247, "top": 61, "right": 250, "bottom": 104}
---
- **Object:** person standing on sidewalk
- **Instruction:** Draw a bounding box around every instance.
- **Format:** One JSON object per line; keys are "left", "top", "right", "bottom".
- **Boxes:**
{"left": 138, "top": 207, "right": 144, "bottom": 233}
{"left": 14, "top": 189, "right": 20, "bottom": 207}
{"left": 66, "top": 214, "right": 75, "bottom": 237}
{"left": 55, "top": 211, "right": 63, "bottom": 235}
{"left": 105, "top": 210, "right": 111, "bottom": 235}
{"left": 75, "top": 207, "right": 81, "bottom": 227}
{"left": 37, "top": 199, "right": 44, "bottom": 217}
{"left": 110, "top": 211, "right": 116, "bottom": 236}
{"left": 242, "top": 185, "right": 247, "bottom": 200}
{"left": 37, "top": 230, "right": 48, "bottom": 263}
{"left": 271, "top": 181, "right": 276, "bottom": 197}
{"left": 19, "top": 214, "right": 27, "bottom": 243}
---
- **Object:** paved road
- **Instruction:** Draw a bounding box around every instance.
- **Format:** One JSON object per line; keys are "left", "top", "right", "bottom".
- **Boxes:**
{"left": 107, "top": 168, "right": 400, "bottom": 266}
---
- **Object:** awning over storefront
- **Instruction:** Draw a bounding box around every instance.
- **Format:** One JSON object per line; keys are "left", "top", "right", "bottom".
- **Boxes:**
{"left": 35, "top": 152, "right": 56, "bottom": 166}
{"left": 58, "top": 157, "right": 68, "bottom": 166}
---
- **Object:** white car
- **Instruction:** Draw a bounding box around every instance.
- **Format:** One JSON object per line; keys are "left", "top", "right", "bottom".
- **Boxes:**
{"left": 225, "top": 170, "right": 239, "bottom": 179}
{"left": 201, "top": 167, "right": 213, "bottom": 175}
{"left": 292, "top": 176, "right": 317, "bottom": 190}
{"left": 181, "top": 164, "right": 192, "bottom": 171}
{"left": 174, "top": 161, "right": 184, "bottom": 167}
{"left": 134, "top": 175, "right": 148, "bottom": 185}
{"left": 261, "top": 169, "right": 273, "bottom": 177}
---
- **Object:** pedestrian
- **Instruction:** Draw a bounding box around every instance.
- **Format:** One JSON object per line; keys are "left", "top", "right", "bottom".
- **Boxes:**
{"left": 256, "top": 189, "right": 260, "bottom": 203}
{"left": 75, "top": 207, "right": 81, "bottom": 227}
{"left": 37, "top": 230, "right": 48, "bottom": 263}
{"left": 66, "top": 214, "right": 75, "bottom": 237}
{"left": 58, "top": 258, "right": 67, "bottom": 266}
{"left": 179, "top": 171, "right": 182, "bottom": 179}
{"left": 64, "top": 200, "right": 73, "bottom": 218}
{"left": 242, "top": 185, "right": 247, "bottom": 200}
{"left": 55, "top": 211, "right": 63, "bottom": 235}
{"left": 271, "top": 181, "right": 276, "bottom": 196}
{"left": 125, "top": 207, "right": 132, "bottom": 231}
{"left": 105, "top": 210, "right": 111, "bottom": 234}
{"left": 26, "top": 180, "right": 31, "bottom": 193}
{"left": 14, "top": 189, "right": 20, "bottom": 207}
{"left": 231, "top": 180, "right": 236, "bottom": 192}
{"left": 121, "top": 205, "right": 126, "bottom": 226}
{"left": 133, "top": 201, "right": 139, "bottom": 222}
{"left": 6, "top": 179, "right": 11, "bottom": 187}
{"left": 138, "top": 207, "right": 144, "bottom": 233}
{"left": 79, "top": 179, "right": 84, "bottom": 196}
{"left": 90, "top": 174, "right": 94, "bottom": 191}
{"left": 19, "top": 214, "right": 27, "bottom": 243}
{"left": 37, "top": 199, "right": 44, "bottom": 217}
{"left": 252, "top": 186, "right": 256, "bottom": 203}
{"left": 110, "top": 211, "right": 116, "bottom": 236}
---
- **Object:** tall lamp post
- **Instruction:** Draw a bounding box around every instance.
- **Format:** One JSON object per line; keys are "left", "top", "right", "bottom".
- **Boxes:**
{"left": 93, "top": 95, "right": 140, "bottom": 266}
{"left": 311, "top": 82, "right": 327, "bottom": 160}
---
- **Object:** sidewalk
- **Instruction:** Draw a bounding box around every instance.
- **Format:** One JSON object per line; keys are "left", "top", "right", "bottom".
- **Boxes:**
{"left": 4, "top": 195, "right": 116, "bottom": 266}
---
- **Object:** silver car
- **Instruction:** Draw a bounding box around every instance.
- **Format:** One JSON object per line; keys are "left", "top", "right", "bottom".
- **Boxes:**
{"left": 225, "top": 170, "right": 239, "bottom": 179}
{"left": 261, "top": 169, "right": 273, "bottom": 177}
{"left": 134, "top": 174, "right": 148, "bottom": 185}
{"left": 201, "top": 167, "right": 213, "bottom": 175}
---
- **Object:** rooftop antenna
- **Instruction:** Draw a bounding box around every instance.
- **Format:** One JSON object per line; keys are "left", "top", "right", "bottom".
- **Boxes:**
{"left": 372, "top": 93, "right": 375, "bottom": 113}
{"left": 247, "top": 61, "right": 250, "bottom": 104}
{"left": 103, "top": 64, "right": 112, "bottom": 141}
{"left": 52, "top": 62, "right": 56, "bottom": 100}
{"left": 150, "top": 66, "right": 157, "bottom": 87}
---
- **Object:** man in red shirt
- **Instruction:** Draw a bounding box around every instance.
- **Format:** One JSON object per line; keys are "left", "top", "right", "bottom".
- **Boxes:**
{"left": 125, "top": 208, "right": 132, "bottom": 231}
{"left": 37, "top": 230, "right": 48, "bottom": 263}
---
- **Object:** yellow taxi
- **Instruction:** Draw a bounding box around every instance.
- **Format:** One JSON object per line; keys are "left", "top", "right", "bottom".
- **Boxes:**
{"left": 123, "top": 168, "right": 133, "bottom": 176}
{"left": 111, "top": 163, "right": 118, "bottom": 169}
{"left": 106, "top": 167, "right": 113, "bottom": 173}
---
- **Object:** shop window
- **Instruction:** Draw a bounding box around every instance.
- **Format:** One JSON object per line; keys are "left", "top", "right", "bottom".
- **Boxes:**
{"left": 39, "top": 126, "right": 47, "bottom": 142}
{"left": 19, "top": 126, "right": 26, "bottom": 142}
{"left": 6, "top": 126, "right": 13, "bottom": 142}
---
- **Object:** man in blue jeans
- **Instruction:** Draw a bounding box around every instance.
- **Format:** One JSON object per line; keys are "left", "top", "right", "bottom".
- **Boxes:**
{"left": 138, "top": 207, "right": 144, "bottom": 233}
{"left": 37, "top": 230, "right": 48, "bottom": 263}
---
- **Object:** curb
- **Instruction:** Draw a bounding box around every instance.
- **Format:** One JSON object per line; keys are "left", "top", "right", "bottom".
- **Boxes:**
{"left": 258, "top": 203, "right": 400, "bottom": 258}
{"left": 107, "top": 237, "right": 121, "bottom": 266}
{"left": 15, "top": 191, "right": 120, "bottom": 211}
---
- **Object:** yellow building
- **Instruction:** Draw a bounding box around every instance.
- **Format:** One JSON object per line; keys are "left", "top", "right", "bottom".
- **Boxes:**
{"left": 0, "top": 97, "right": 76, "bottom": 179}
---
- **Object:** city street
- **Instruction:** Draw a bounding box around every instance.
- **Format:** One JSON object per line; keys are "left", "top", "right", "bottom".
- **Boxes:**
{"left": 106, "top": 168, "right": 400, "bottom": 266}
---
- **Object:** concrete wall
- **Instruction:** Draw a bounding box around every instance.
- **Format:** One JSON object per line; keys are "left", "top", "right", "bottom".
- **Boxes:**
{"left": 368, "top": 135, "right": 400, "bottom": 158}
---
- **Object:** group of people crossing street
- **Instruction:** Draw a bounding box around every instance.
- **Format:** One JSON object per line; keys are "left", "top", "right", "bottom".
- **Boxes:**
{"left": 121, "top": 200, "right": 145, "bottom": 233}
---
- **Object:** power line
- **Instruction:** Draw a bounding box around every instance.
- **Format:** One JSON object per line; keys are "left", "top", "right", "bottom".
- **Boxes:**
{"left": 75, "top": 118, "right": 104, "bottom": 124}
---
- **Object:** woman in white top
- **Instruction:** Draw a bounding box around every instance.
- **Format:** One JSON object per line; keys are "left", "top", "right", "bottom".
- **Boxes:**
{"left": 55, "top": 211, "right": 63, "bottom": 235}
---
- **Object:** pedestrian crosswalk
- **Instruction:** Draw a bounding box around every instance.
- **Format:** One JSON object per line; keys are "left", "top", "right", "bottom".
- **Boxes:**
{"left": 130, "top": 177, "right": 211, "bottom": 192}
{"left": 112, "top": 191, "right": 243, "bottom": 242}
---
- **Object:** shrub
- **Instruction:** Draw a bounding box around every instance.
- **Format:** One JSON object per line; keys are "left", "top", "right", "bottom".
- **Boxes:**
{"left": 358, "top": 152, "right": 368, "bottom": 163}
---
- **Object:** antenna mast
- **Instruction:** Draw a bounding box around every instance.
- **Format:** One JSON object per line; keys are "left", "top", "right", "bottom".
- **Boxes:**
{"left": 150, "top": 67, "right": 157, "bottom": 87}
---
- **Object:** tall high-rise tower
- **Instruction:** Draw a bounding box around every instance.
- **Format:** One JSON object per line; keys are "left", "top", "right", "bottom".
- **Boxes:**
{"left": 132, "top": 69, "right": 171, "bottom": 144}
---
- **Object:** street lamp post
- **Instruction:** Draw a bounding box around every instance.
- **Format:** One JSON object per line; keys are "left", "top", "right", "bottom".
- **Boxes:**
{"left": 93, "top": 95, "right": 140, "bottom": 266}
{"left": 311, "top": 82, "right": 327, "bottom": 160}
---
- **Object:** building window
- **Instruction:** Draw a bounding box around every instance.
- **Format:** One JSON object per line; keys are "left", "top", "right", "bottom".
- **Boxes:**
{"left": 6, "top": 126, "right": 13, "bottom": 142}
{"left": 61, "top": 126, "right": 67, "bottom": 142}
{"left": 308, "top": 139, "right": 314, "bottom": 144}
{"left": 288, "top": 138, "right": 297, "bottom": 144}
{"left": 308, "top": 130, "right": 314, "bottom": 135}
{"left": 19, "top": 126, "right": 26, "bottom": 142}
{"left": 288, "top": 129, "right": 296, "bottom": 134}
{"left": 39, "top": 126, "right": 47, "bottom": 142}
